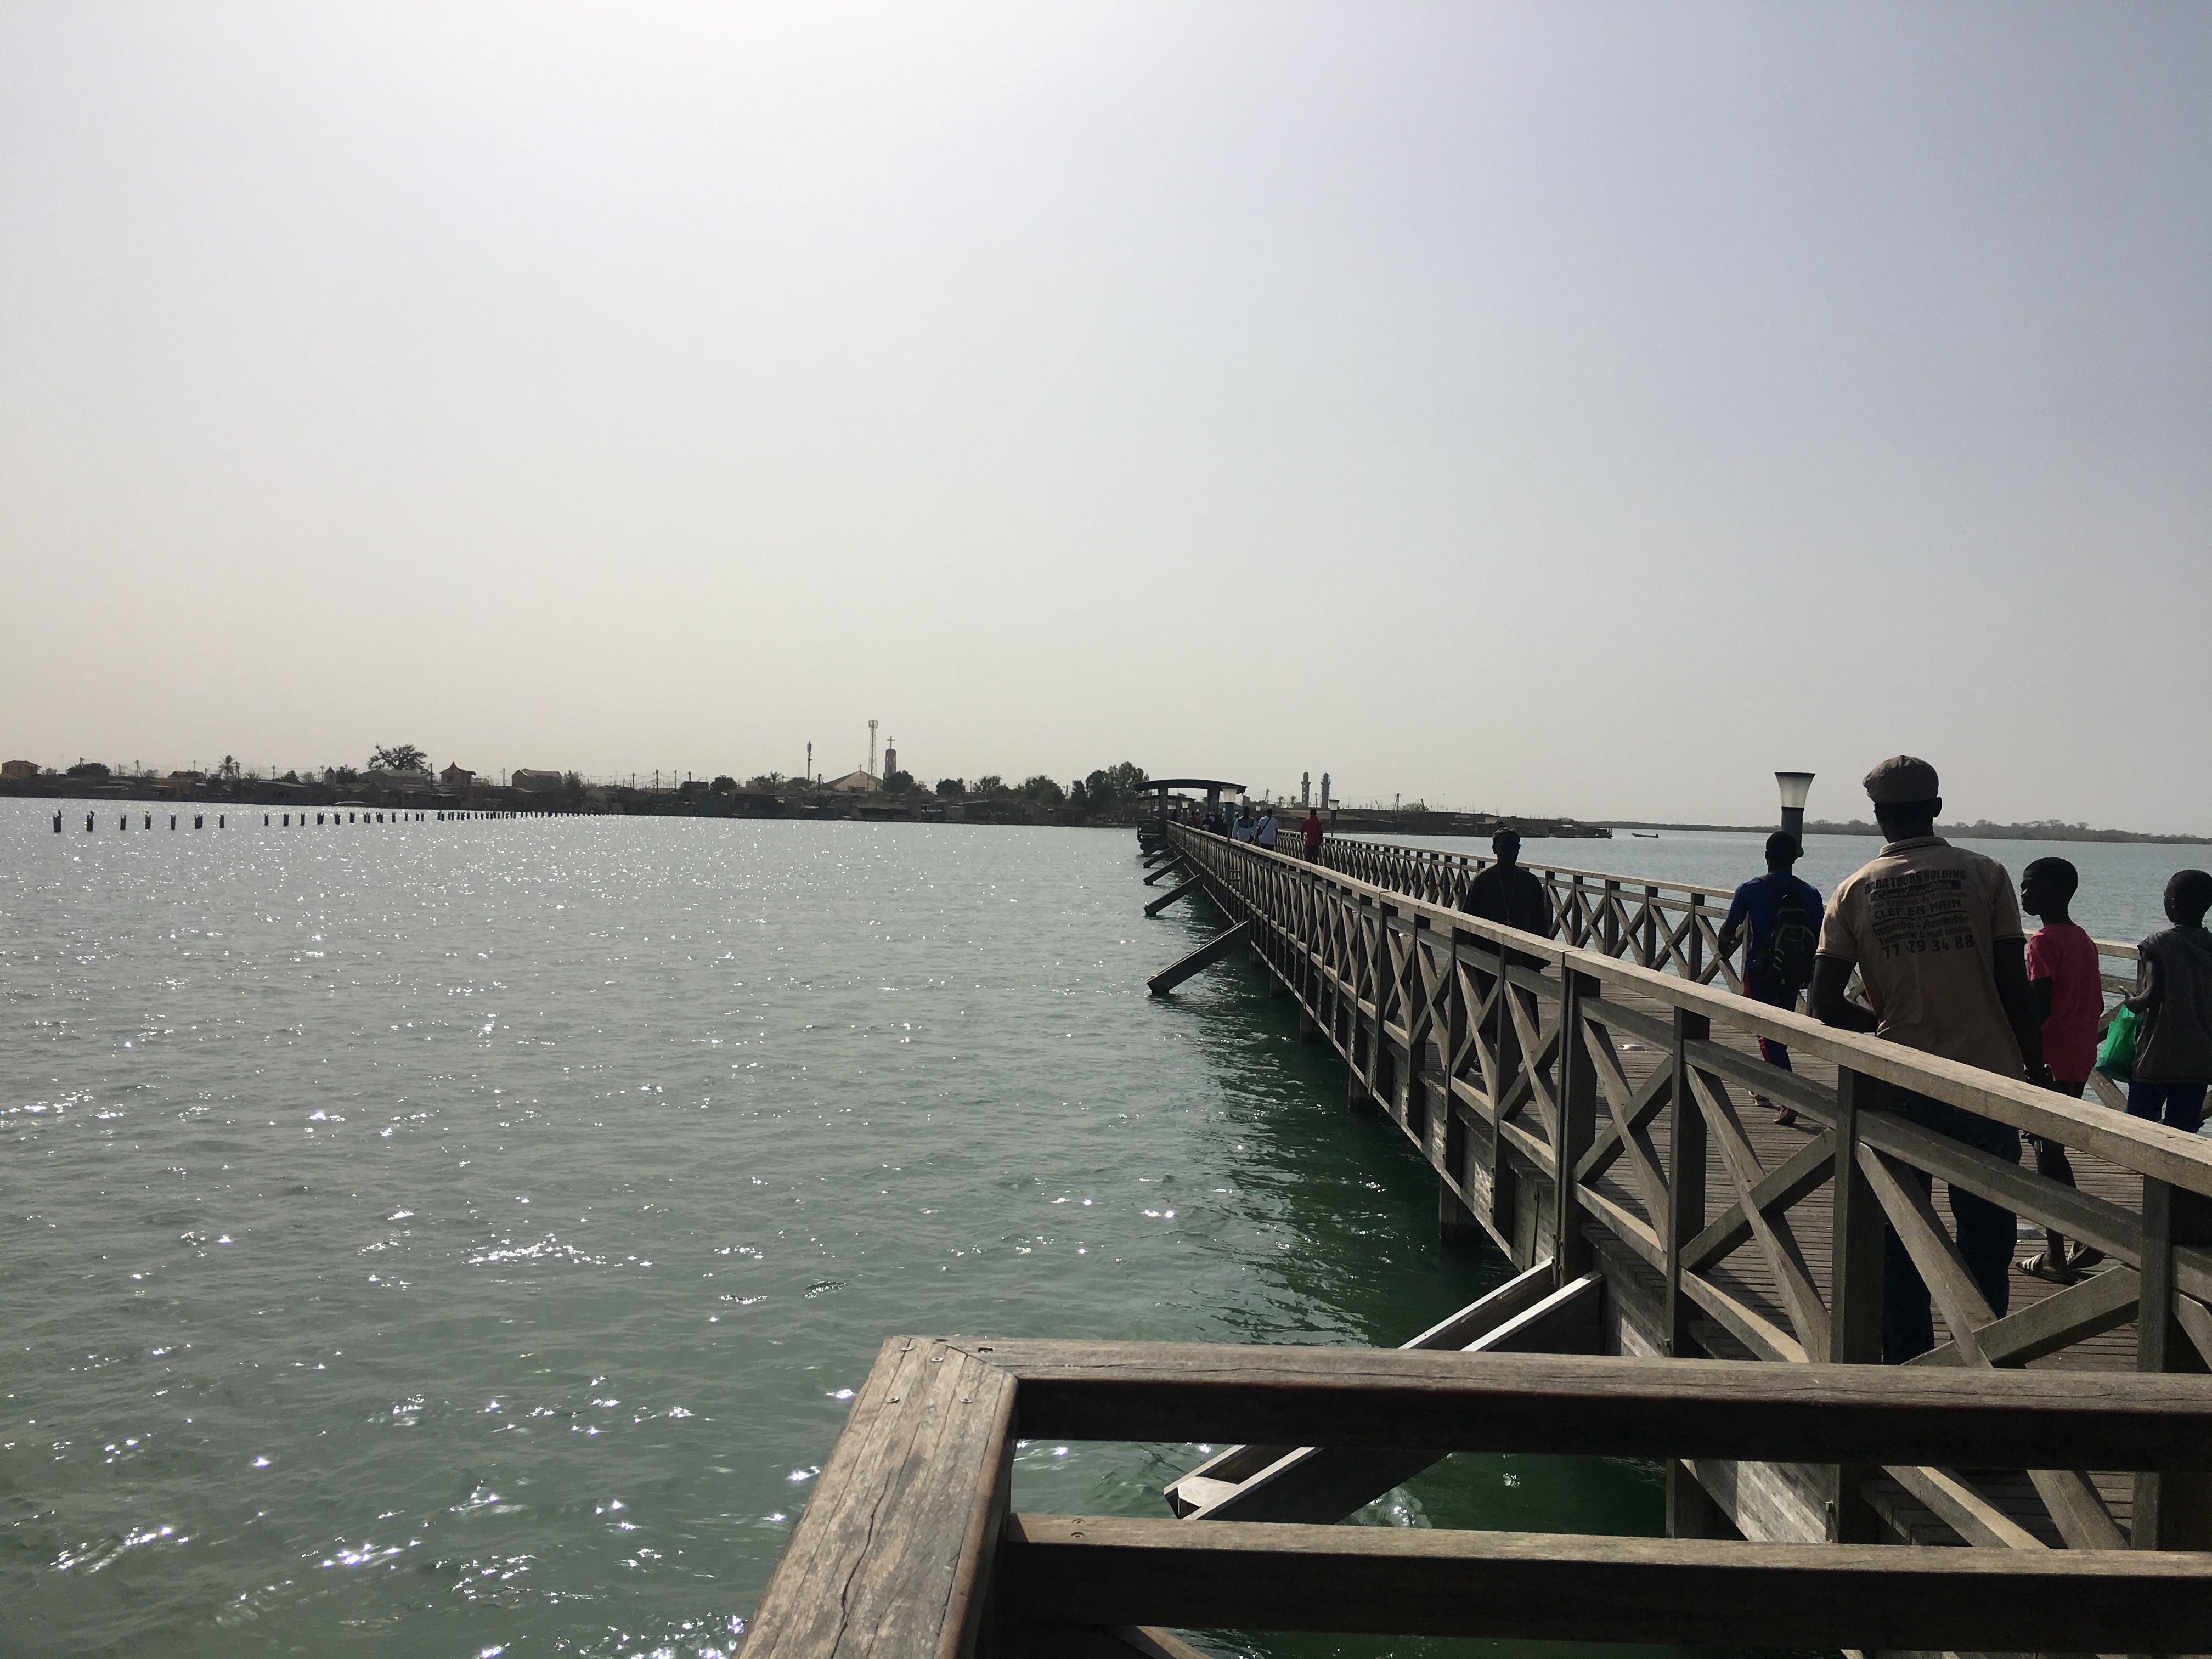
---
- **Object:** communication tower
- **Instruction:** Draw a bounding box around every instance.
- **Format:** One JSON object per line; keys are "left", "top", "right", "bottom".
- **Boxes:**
{"left": 868, "top": 719, "right": 878, "bottom": 786}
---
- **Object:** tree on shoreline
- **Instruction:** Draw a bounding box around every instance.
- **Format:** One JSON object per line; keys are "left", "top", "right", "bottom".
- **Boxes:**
{"left": 370, "top": 743, "right": 427, "bottom": 773}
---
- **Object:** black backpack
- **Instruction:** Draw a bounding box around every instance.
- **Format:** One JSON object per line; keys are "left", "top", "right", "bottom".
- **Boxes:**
{"left": 1757, "top": 877, "right": 1820, "bottom": 991}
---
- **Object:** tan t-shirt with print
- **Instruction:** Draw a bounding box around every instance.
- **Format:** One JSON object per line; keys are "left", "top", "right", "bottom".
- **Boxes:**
{"left": 1815, "top": 836, "right": 2027, "bottom": 1079}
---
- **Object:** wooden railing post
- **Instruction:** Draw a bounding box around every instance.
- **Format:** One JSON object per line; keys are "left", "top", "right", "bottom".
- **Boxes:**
{"left": 1686, "top": 894, "right": 1705, "bottom": 981}
{"left": 1666, "top": 1009, "right": 1708, "bottom": 1361}
{"left": 1641, "top": 886, "right": 1660, "bottom": 967}
{"left": 1554, "top": 967, "right": 1599, "bottom": 1283}
{"left": 1826, "top": 1065, "right": 1884, "bottom": 1544}
{"left": 1484, "top": 947, "right": 1520, "bottom": 1247}
{"left": 1666, "top": 1007, "right": 1717, "bottom": 1538}
{"left": 2135, "top": 1177, "right": 2212, "bottom": 1550}
{"left": 1602, "top": 879, "right": 1622, "bottom": 956}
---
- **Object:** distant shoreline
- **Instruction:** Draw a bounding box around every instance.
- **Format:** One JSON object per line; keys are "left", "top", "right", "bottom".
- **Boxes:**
{"left": 1604, "top": 819, "right": 2212, "bottom": 847}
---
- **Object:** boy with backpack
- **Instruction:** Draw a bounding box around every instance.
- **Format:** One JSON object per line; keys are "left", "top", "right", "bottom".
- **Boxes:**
{"left": 2016, "top": 857, "right": 2106, "bottom": 1282}
{"left": 1717, "top": 832, "right": 1824, "bottom": 1126}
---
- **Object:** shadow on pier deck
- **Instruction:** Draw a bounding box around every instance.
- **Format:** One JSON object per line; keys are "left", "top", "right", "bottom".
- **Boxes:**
{"left": 743, "top": 824, "right": 2212, "bottom": 1658}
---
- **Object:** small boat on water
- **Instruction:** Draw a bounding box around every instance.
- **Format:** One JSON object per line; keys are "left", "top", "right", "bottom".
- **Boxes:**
{"left": 1631, "top": 831, "right": 1659, "bottom": 838}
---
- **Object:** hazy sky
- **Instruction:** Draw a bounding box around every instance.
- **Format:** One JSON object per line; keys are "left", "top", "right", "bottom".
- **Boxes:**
{"left": 4, "top": 2, "right": 2207, "bottom": 827}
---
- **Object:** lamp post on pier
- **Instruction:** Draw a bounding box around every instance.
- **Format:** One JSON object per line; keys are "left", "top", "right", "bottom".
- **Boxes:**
{"left": 1775, "top": 771, "right": 1814, "bottom": 845}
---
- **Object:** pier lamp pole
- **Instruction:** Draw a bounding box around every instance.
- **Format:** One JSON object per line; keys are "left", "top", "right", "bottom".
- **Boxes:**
{"left": 1775, "top": 772, "right": 1814, "bottom": 845}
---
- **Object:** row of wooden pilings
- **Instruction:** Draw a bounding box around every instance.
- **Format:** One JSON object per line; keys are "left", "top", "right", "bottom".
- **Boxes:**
{"left": 54, "top": 808, "right": 533, "bottom": 832}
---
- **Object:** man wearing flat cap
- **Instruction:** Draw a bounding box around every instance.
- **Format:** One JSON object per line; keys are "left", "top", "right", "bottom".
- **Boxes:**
{"left": 1808, "top": 757, "right": 2046, "bottom": 1363}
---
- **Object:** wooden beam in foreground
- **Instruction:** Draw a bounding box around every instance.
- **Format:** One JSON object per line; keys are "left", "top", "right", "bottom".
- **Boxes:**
{"left": 1141, "top": 855, "right": 1189, "bottom": 887}
{"left": 1146, "top": 922, "right": 1252, "bottom": 995}
{"left": 743, "top": 1339, "right": 1014, "bottom": 1659}
{"left": 998, "top": 1514, "right": 2212, "bottom": 1652}
{"left": 960, "top": 1340, "right": 2212, "bottom": 1470}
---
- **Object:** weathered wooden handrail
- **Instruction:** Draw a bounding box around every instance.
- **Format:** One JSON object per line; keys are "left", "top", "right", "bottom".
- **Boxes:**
{"left": 1176, "top": 825, "right": 2203, "bottom": 1198}
{"left": 744, "top": 1337, "right": 2212, "bottom": 1656}
{"left": 1297, "top": 828, "right": 2141, "bottom": 991}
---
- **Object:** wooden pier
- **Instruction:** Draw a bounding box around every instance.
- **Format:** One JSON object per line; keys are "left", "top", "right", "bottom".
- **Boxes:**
{"left": 744, "top": 823, "right": 2212, "bottom": 1657}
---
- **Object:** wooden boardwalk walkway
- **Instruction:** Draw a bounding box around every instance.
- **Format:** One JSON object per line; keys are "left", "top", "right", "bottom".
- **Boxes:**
{"left": 738, "top": 824, "right": 2212, "bottom": 1659}
{"left": 1154, "top": 823, "right": 2211, "bottom": 1559}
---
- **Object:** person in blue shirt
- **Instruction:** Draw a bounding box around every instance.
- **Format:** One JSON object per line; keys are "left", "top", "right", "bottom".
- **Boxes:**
{"left": 1717, "top": 832, "right": 1825, "bottom": 1126}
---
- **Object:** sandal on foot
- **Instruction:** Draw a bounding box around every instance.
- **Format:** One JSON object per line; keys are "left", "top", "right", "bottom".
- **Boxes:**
{"left": 2066, "top": 1245, "right": 2106, "bottom": 1273}
{"left": 2018, "top": 1251, "right": 2079, "bottom": 1284}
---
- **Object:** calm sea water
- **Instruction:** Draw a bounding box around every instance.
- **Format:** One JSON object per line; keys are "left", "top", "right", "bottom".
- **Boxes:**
{"left": 23, "top": 805, "right": 2183, "bottom": 1657}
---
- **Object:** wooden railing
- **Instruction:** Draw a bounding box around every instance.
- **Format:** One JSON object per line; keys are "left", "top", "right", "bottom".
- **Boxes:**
{"left": 1166, "top": 822, "right": 2212, "bottom": 1556}
{"left": 743, "top": 1338, "right": 2212, "bottom": 1656}
{"left": 1314, "top": 831, "right": 2140, "bottom": 1000}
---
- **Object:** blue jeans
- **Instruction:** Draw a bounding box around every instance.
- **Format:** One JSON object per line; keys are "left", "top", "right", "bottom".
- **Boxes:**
{"left": 2128, "top": 1078, "right": 2208, "bottom": 1134}
{"left": 1743, "top": 976, "right": 1796, "bottom": 1071}
{"left": 1882, "top": 1090, "right": 2021, "bottom": 1364}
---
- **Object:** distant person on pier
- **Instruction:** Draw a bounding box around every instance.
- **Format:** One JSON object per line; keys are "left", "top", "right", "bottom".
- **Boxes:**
{"left": 1460, "top": 830, "right": 1558, "bottom": 965}
{"left": 2121, "top": 868, "right": 2212, "bottom": 1133}
{"left": 1808, "top": 755, "right": 2044, "bottom": 1363}
{"left": 1253, "top": 805, "right": 1280, "bottom": 849}
{"left": 2015, "top": 857, "right": 2105, "bottom": 1283}
{"left": 1232, "top": 803, "right": 1257, "bottom": 843}
{"left": 1204, "top": 805, "right": 1227, "bottom": 837}
{"left": 1302, "top": 807, "right": 1324, "bottom": 862}
{"left": 1716, "top": 832, "right": 1824, "bottom": 1128}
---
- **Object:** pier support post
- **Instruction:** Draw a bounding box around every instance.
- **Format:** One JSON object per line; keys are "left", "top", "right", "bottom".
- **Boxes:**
{"left": 1143, "top": 876, "right": 1204, "bottom": 918}
{"left": 1347, "top": 1065, "right": 1378, "bottom": 1115}
{"left": 2135, "top": 1177, "right": 2212, "bottom": 1550}
{"left": 1439, "top": 1178, "right": 1481, "bottom": 1246}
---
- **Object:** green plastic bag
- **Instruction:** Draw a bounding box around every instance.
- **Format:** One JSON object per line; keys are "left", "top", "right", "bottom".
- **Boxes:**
{"left": 2096, "top": 1005, "right": 2139, "bottom": 1079}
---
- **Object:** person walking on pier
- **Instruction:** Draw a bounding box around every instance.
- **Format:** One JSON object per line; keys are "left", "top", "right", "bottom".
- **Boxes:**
{"left": 1302, "top": 806, "right": 1324, "bottom": 862}
{"left": 1460, "top": 830, "right": 1559, "bottom": 966}
{"left": 2016, "top": 857, "right": 2105, "bottom": 1282}
{"left": 1808, "top": 756, "right": 2045, "bottom": 1363}
{"left": 1232, "top": 802, "right": 1257, "bottom": 843}
{"left": 2121, "top": 868, "right": 2212, "bottom": 1133}
{"left": 1716, "top": 832, "right": 1824, "bottom": 1128}
{"left": 1253, "top": 804, "right": 1280, "bottom": 849}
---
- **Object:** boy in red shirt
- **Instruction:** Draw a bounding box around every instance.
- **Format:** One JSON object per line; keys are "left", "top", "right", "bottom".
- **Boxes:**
{"left": 2017, "top": 857, "right": 2106, "bottom": 1282}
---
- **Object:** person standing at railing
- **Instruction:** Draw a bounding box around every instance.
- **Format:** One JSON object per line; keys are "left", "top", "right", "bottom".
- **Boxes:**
{"left": 2016, "top": 857, "right": 2106, "bottom": 1283}
{"left": 1715, "top": 832, "right": 1824, "bottom": 1129}
{"left": 1807, "top": 756, "right": 2046, "bottom": 1364}
{"left": 1302, "top": 806, "right": 1324, "bottom": 862}
{"left": 1232, "top": 802, "right": 1257, "bottom": 843}
{"left": 2121, "top": 869, "right": 2212, "bottom": 1133}
{"left": 1460, "top": 829, "right": 1559, "bottom": 970}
